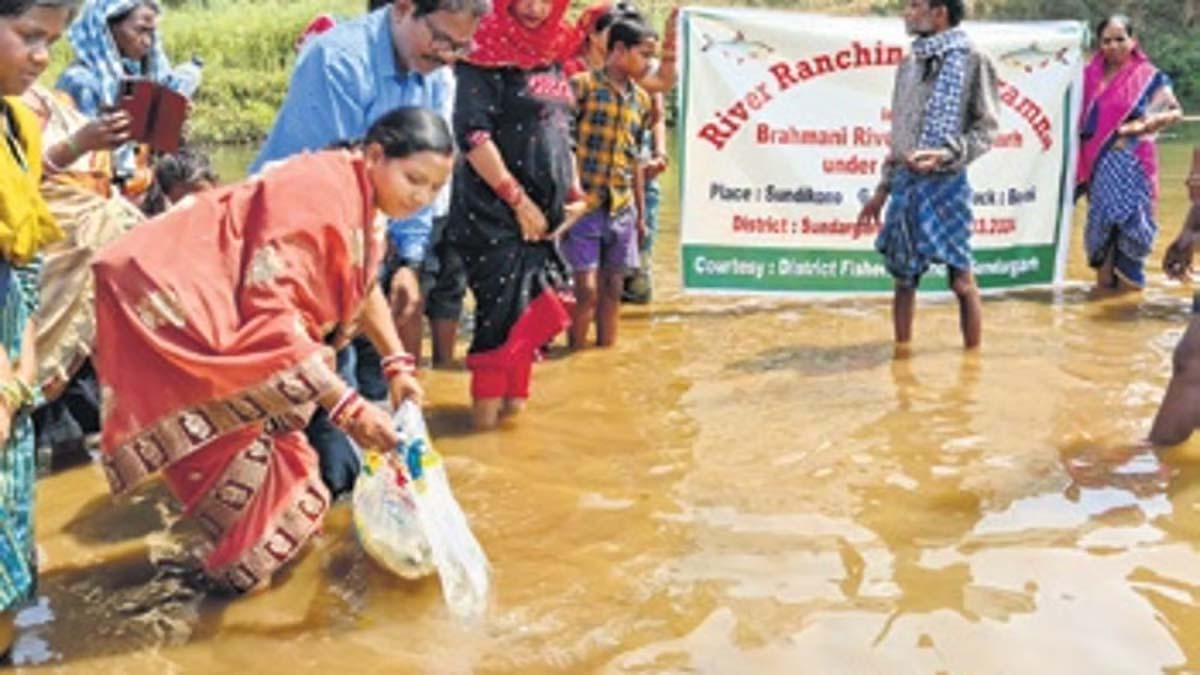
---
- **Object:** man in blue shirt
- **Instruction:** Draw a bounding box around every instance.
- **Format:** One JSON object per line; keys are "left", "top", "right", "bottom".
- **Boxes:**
{"left": 253, "top": 0, "right": 487, "bottom": 497}
{"left": 254, "top": 0, "right": 484, "bottom": 276}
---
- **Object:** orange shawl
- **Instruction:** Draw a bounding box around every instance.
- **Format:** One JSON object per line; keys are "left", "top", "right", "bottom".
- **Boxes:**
{"left": 93, "top": 150, "right": 383, "bottom": 491}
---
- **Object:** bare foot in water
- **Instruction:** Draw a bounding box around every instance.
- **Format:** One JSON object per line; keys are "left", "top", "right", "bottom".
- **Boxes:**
{"left": 501, "top": 398, "right": 526, "bottom": 417}
{"left": 472, "top": 398, "right": 503, "bottom": 430}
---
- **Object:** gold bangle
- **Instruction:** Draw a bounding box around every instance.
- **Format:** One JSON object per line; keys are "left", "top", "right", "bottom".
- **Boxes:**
{"left": 0, "top": 380, "right": 23, "bottom": 410}
{"left": 15, "top": 378, "right": 33, "bottom": 405}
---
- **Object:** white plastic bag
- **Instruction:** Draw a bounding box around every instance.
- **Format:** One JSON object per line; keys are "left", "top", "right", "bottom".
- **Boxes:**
{"left": 352, "top": 401, "right": 491, "bottom": 619}
{"left": 351, "top": 441, "right": 435, "bottom": 579}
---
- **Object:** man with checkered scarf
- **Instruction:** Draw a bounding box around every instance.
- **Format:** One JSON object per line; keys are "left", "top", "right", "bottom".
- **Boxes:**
{"left": 857, "top": 0, "right": 999, "bottom": 353}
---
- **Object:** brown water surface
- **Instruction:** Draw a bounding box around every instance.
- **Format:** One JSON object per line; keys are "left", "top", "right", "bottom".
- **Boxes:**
{"left": 10, "top": 133, "right": 1200, "bottom": 673}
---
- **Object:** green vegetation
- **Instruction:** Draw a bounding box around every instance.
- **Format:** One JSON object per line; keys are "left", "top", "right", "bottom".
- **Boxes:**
{"left": 47, "top": 0, "right": 365, "bottom": 144}
{"left": 160, "top": 0, "right": 368, "bottom": 143}
{"left": 972, "top": 0, "right": 1199, "bottom": 110}
{"left": 43, "top": 0, "right": 1198, "bottom": 145}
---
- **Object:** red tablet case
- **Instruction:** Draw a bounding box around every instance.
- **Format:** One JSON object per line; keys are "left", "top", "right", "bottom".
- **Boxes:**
{"left": 117, "top": 78, "right": 187, "bottom": 153}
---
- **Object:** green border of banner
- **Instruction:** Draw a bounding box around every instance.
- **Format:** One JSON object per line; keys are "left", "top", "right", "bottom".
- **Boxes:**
{"left": 682, "top": 243, "right": 1056, "bottom": 293}
{"left": 676, "top": 9, "right": 1084, "bottom": 295}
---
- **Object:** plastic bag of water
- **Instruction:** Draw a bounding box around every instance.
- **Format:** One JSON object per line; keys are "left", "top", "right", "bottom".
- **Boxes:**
{"left": 352, "top": 401, "right": 490, "bottom": 620}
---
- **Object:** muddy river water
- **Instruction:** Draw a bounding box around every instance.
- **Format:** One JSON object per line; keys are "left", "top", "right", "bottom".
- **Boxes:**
{"left": 8, "top": 131, "right": 1200, "bottom": 673}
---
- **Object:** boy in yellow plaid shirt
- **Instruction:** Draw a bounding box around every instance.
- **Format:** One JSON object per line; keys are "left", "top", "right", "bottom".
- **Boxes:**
{"left": 562, "top": 16, "right": 658, "bottom": 348}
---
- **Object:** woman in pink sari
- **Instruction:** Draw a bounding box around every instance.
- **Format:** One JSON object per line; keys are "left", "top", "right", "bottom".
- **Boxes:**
{"left": 1078, "top": 15, "right": 1182, "bottom": 291}
{"left": 92, "top": 107, "right": 452, "bottom": 593}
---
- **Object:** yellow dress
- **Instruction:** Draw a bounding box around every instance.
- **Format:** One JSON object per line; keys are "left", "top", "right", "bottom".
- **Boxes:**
{"left": 0, "top": 96, "right": 62, "bottom": 264}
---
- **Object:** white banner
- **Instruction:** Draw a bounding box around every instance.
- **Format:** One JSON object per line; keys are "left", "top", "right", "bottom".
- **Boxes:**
{"left": 678, "top": 7, "right": 1086, "bottom": 294}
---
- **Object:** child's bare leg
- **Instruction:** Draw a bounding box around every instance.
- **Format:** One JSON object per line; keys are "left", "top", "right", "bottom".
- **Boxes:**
{"left": 1151, "top": 313, "right": 1200, "bottom": 445}
{"left": 893, "top": 283, "right": 916, "bottom": 345}
{"left": 950, "top": 268, "right": 982, "bottom": 349}
{"left": 501, "top": 398, "right": 526, "bottom": 416}
{"left": 473, "top": 398, "right": 504, "bottom": 429}
{"left": 570, "top": 270, "right": 599, "bottom": 348}
{"left": 596, "top": 270, "right": 625, "bottom": 347}
{"left": 430, "top": 318, "right": 458, "bottom": 368}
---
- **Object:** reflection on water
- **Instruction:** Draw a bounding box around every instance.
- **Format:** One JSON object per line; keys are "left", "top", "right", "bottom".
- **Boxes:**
{"left": 13, "top": 136, "right": 1200, "bottom": 672}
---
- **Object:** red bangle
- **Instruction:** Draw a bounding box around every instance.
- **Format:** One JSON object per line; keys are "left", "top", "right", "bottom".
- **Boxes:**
{"left": 382, "top": 353, "right": 417, "bottom": 381}
{"left": 329, "top": 389, "right": 362, "bottom": 429}
{"left": 494, "top": 177, "right": 525, "bottom": 207}
{"left": 381, "top": 353, "right": 416, "bottom": 368}
{"left": 383, "top": 362, "right": 416, "bottom": 380}
{"left": 567, "top": 183, "right": 586, "bottom": 202}
{"left": 467, "top": 129, "right": 492, "bottom": 148}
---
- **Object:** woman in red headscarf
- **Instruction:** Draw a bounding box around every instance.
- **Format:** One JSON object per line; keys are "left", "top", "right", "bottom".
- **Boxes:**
{"left": 445, "top": 0, "right": 583, "bottom": 429}
{"left": 562, "top": 1, "right": 611, "bottom": 78}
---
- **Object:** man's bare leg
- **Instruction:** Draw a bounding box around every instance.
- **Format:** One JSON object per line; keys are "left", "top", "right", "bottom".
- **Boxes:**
{"left": 950, "top": 268, "right": 983, "bottom": 349}
{"left": 1151, "top": 313, "right": 1200, "bottom": 444}
{"left": 893, "top": 283, "right": 916, "bottom": 346}
{"left": 430, "top": 318, "right": 458, "bottom": 368}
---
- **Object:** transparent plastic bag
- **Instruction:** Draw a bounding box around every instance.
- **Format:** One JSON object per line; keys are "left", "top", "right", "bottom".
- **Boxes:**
{"left": 352, "top": 401, "right": 491, "bottom": 619}
{"left": 351, "top": 441, "right": 435, "bottom": 580}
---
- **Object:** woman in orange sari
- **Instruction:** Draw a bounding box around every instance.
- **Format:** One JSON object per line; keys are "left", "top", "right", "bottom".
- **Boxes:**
{"left": 92, "top": 107, "right": 452, "bottom": 592}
